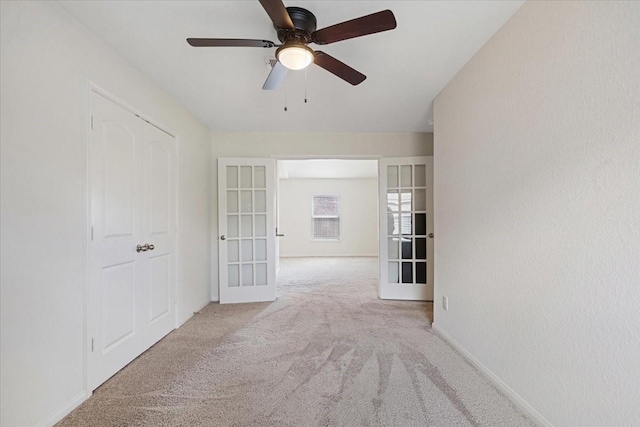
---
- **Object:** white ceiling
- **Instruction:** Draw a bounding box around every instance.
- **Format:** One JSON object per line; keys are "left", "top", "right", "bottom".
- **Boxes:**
{"left": 279, "top": 159, "right": 377, "bottom": 179}
{"left": 60, "top": 0, "right": 524, "bottom": 133}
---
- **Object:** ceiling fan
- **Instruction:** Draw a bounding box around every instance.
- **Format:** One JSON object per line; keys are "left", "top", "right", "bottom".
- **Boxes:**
{"left": 187, "top": 0, "right": 397, "bottom": 90}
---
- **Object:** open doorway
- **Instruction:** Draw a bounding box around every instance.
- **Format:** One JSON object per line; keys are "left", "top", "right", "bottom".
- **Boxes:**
{"left": 275, "top": 157, "right": 434, "bottom": 307}
{"left": 276, "top": 159, "right": 379, "bottom": 261}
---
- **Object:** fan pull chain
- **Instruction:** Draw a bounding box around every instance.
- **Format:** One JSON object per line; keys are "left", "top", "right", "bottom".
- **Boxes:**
{"left": 304, "top": 68, "right": 308, "bottom": 104}
{"left": 284, "top": 74, "right": 288, "bottom": 112}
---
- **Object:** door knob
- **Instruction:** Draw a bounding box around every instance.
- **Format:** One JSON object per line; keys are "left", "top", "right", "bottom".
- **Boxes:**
{"left": 136, "top": 243, "right": 149, "bottom": 252}
{"left": 220, "top": 235, "right": 226, "bottom": 241}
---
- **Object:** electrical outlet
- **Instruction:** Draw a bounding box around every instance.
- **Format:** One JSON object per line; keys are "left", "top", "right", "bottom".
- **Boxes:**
{"left": 442, "top": 296, "right": 449, "bottom": 311}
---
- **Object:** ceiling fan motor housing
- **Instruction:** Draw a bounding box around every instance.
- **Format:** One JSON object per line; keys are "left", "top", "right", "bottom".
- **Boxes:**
{"left": 276, "top": 7, "right": 317, "bottom": 44}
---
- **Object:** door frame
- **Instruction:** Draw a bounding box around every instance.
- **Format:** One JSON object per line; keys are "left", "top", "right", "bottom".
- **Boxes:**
{"left": 84, "top": 82, "right": 180, "bottom": 396}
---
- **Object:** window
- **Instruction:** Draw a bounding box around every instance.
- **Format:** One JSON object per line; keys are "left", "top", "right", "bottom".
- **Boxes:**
{"left": 312, "top": 195, "right": 340, "bottom": 239}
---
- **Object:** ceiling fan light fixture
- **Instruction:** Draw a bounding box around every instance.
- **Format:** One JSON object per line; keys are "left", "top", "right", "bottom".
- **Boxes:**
{"left": 276, "top": 43, "right": 314, "bottom": 70}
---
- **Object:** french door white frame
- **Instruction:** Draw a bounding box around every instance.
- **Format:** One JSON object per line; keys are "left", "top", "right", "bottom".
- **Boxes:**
{"left": 84, "top": 83, "right": 179, "bottom": 396}
{"left": 378, "top": 156, "right": 434, "bottom": 301}
{"left": 218, "top": 158, "right": 277, "bottom": 303}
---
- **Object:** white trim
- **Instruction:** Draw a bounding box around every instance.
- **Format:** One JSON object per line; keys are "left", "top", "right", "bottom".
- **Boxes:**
{"left": 34, "top": 391, "right": 88, "bottom": 427}
{"left": 432, "top": 323, "right": 553, "bottom": 427}
{"left": 177, "top": 300, "right": 210, "bottom": 327}
{"left": 89, "top": 84, "right": 177, "bottom": 137}
{"left": 273, "top": 154, "right": 382, "bottom": 160}
{"left": 280, "top": 254, "right": 378, "bottom": 258}
{"left": 83, "top": 79, "right": 92, "bottom": 403}
{"left": 210, "top": 142, "right": 219, "bottom": 302}
{"left": 174, "top": 131, "right": 181, "bottom": 329}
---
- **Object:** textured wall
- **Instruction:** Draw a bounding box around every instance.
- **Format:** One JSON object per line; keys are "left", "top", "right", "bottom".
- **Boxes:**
{"left": 434, "top": 1, "right": 640, "bottom": 426}
{"left": 0, "top": 2, "right": 211, "bottom": 426}
{"left": 279, "top": 179, "right": 378, "bottom": 257}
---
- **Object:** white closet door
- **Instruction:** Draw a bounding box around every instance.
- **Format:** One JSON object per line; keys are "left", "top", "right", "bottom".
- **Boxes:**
{"left": 141, "top": 122, "right": 176, "bottom": 348}
{"left": 379, "top": 157, "right": 434, "bottom": 300}
{"left": 89, "top": 92, "right": 176, "bottom": 390}
{"left": 218, "top": 158, "right": 276, "bottom": 304}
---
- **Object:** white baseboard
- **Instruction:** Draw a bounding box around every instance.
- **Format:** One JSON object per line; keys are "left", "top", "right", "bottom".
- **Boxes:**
{"left": 35, "top": 390, "right": 88, "bottom": 427}
{"left": 431, "top": 323, "right": 553, "bottom": 427}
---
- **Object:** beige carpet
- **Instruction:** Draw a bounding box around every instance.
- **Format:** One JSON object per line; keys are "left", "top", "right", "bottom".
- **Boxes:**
{"left": 58, "top": 257, "right": 533, "bottom": 426}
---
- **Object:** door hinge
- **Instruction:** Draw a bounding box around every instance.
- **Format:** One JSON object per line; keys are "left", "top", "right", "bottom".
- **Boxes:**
{"left": 91, "top": 115, "right": 94, "bottom": 130}
{"left": 91, "top": 226, "right": 94, "bottom": 241}
{"left": 91, "top": 338, "right": 94, "bottom": 352}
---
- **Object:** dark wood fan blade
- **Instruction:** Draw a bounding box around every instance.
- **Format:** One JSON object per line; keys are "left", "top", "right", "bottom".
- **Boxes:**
{"left": 263, "top": 61, "right": 288, "bottom": 90}
{"left": 187, "top": 38, "right": 276, "bottom": 48}
{"left": 313, "top": 51, "right": 366, "bottom": 86}
{"left": 259, "top": 0, "right": 294, "bottom": 30}
{"left": 312, "top": 10, "right": 396, "bottom": 45}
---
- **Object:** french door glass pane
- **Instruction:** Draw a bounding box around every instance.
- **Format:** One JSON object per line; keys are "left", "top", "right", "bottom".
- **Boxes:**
{"left": 255, "top": 215, "right": 266, "bottom": 237}
{"left": 241, "top": 240, "right": 253, "bottom": 262}
{"left": 227, "top": 191, "right": 238, "bottom": 213}
{"left": 400, "top": 190, "right": 412, "bottom": 211}
{"left": 227, "top": 166, "right": 238, "bottom": 189}
{"left": 228, "top": 240, "right": 239, "bottom": 262}
{"left": 414, "top": 190, "right": 426, "bottom": 211}
{"left": 388, "top": 262, "right": 399, "bottom": 283}
{"left": 387, "top": 238, "right": 399, "bottom": 259}
{"left": 416, "top": 262, "right": 427, "bottom": 284}
{"left": 228, "top": 265, "right": 239, "bottom": 287}
{"left": 414, "top": 214, "right": 426, "bottom": 236}
{"left": 256, "top": 263, "right": 267, "bottom": 286}
{"left": 240, "top": 166, "right": 252, "bottom": 188}
{"left": 242, "top": 264, "right": 253, "bottom": 286}
{"left": 401, "top": 165, "right": 412, "bottom": 187}
{"left": 387, "top": 166, "right": 398, "bottom": 188}
{"left": 241, "top": 215, "right": 253, "bottom": 237}
{"left": 401, "top": 238, "right": 412, "bottom": 259}
{"left": 227, "top": 215, "right": 239, "bottom": 237}
{"left": 240, "top": 191, "right": 252, "bottom": 212}
{"left": 255, "top": 239, "right": 267, "bottom": 261}
{"left": 254, "top": 166, "right": 266, "bottom": 188}
{"left": 255, "top": 190, "right": 266, "bottom": 213}
{"left": 402, "top": 262, "right": 413, "bottom": 283}
{"left": 414, "top": 165, "right": 426, "bottom": 187}
{"left": 416, "top": 238, "right": 427, "bottom": 260}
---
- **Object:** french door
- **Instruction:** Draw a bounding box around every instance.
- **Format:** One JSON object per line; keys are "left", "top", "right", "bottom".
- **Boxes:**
{"left": 89, "top": 92, "right": 176, "bottom": 389}
{"left": 218, "top": 158, "right": 277, "bottom": 303}
{"left": 378, "top": 157, "right": 434, "bottom": 300}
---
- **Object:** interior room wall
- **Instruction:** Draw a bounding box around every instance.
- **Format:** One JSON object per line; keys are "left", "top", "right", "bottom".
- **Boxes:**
{"left": 0, "top": 2, "right": 212, "bottom": 426}
{"left": 433, "top": 1, "right": 640, "bottom": 426}
{"left": 279, "top": 178, "right": 378, "bottom": 257}
{"left": 211, "top": 132, "right": 433, "bottom": 299}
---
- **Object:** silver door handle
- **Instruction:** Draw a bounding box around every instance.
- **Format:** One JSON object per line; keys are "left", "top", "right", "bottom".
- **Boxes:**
{"left": 136, "top": 243, "right": 149, "bottom": 252}
{"left": 276, "top": 233, "right": 285, "bottom": 237}
{"left": 220, "top": 235, "right": 226, "bottom": 241}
